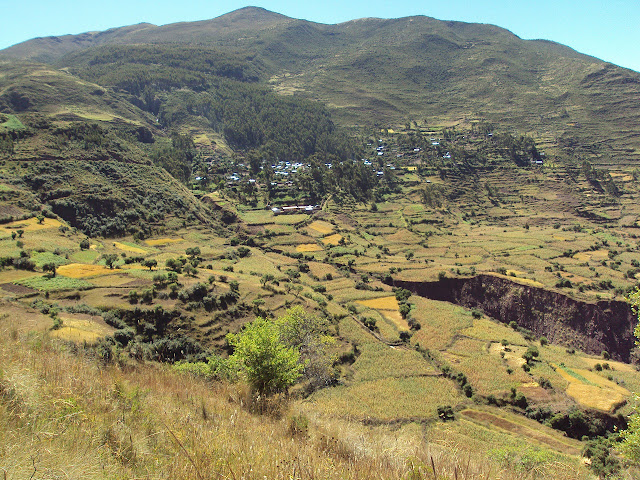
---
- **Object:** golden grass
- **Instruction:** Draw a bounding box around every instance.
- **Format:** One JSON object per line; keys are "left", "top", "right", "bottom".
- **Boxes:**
{"left": 308, "top": 220, "right": 334, "bottom": 235}
{"left": 565, "top": 383, "right": 627, "bottom": 411}
{"left": 460, "top": 409, "right": 581, "bottom": 456}
{"left": 113, "top": 241, "right": 147, "bottom": 254}
{"left": 296, "top": 243, "right": 323, "bottom": 252}
{"left": 57, "top": 263, "right": 120, "bottom": 278}
{"left": 322, "top": 233, "right": 343, "bottom": 245}
{"left": 145, "top": 237, "right": 184, "bottom": 246}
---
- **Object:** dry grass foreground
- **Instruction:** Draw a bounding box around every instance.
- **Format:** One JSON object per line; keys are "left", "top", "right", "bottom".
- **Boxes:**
{"left": 0, "top": 315, "right": 544, "bottom": 480}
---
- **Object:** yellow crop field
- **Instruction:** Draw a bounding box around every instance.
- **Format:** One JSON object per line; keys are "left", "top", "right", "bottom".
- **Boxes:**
{"left": 566, "top": 384, "right": 627, "bottom": 411}
{"left": 380, "top": 310, "right": 409, "bottom": 330}
{"left": 57, "top": 264, "right": 118, "bottom": 278}
{"left": 322, "top": 234, "right": 343, "bottom": 245}
{"left": 296, "top": 243, "right": 323, "bottom": 252}
{"left": 145, "top": 238, "right": 183, "bottom": 246}
{"left": 356, "top": 296, "right": 399, "bottom": 310}
{"left": 113, "top": 242, "right": 147, "bottom": 254}
{"left": 308, "top": 220, "right": 334, "bottom": 235}
{"left": 51, "top": 317, "right": 114, "bottom": 343}
{"left": 0, "top": 217, "right": 64, "bottom": 235}
{"left": 552, "top": 364, "right": 629, "bottom": 411}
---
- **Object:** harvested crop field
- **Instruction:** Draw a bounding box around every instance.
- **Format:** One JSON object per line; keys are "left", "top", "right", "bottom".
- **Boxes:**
{"left": 0, "top": 217, "right": 64, "bottom": 234}
{"left": 354, "top": 296, "right": 397, "bottom": 310}
{"left": 553, "top": 364, "right": 630, "bottom": 411}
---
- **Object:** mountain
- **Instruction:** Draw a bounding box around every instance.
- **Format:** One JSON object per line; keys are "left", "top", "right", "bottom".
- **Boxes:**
{"left": 2, "top": 7, "right": 639, "bottom": 163}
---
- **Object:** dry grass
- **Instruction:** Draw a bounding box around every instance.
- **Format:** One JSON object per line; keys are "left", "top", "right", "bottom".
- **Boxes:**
{"left": 0, "top": 315, "right": 520, "bottom": 480}
{"left": 50, "top": 316, "right": 114, "bottom": 343}
{"left": 356, "top": 296, "right": 399, "bottom": 310}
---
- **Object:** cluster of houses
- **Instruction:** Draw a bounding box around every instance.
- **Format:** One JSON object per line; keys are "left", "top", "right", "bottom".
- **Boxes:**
{"left": 271, "top": 205, "right": 320, "bottom": 215}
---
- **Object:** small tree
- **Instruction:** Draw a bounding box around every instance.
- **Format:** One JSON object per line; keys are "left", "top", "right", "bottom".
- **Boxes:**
{"left": 143, "top": 259, "right": 158, "bottom": 271}
{"left": 102, "top": 254, "right": 119, "bottom": 269}
{"left": 42, "top": 262, "right": 56, "bottom": 277}
{"left": 79, "top": 238, "right": 90, "bottom": 250}
{"left": 36, "top": 214, "right": 45, "bottom": 224}
{"left": 227, "top": 317, "right": 303, "bottom": 396}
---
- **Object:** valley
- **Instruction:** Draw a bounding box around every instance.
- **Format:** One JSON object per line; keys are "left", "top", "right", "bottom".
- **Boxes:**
{"left": 1, "top": 6, "right": 640, "bottom": 479}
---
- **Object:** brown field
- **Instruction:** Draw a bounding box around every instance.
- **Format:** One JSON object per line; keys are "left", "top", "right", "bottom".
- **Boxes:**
{"left": 322, "top": 234, "right": 343, "bottom": 245}
{"left": 0, "top": 269, "right": 41, "bottom": 283}
{"left": 308, "top": 220, "right": 334, "bottom": 235}
{"left": 57, "top": 263, "right": 119, "bottom": 278}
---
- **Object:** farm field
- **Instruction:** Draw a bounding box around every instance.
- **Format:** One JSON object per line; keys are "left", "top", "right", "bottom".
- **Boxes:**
{"left": 2, "top": 146, "right": 640, "bottom": 479}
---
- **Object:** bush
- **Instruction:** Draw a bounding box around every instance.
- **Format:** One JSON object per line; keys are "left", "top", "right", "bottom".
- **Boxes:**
{"left": 227, "top": 317, "right": 303, "bottom": 396}
{"left": 437, "top": 405, "right": 455, "bottom": 421}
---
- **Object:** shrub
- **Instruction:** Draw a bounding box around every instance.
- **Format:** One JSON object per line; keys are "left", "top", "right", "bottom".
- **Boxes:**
{"left": 437, "top": 405, "right": 455, "bottom": 421}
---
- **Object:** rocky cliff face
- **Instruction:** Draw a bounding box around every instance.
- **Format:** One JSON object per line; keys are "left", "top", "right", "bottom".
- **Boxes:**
{"left": 392, "top": 275, "right": 636, "bottom": 361}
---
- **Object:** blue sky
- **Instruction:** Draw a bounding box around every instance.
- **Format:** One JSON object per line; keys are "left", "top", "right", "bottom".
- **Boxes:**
{"left": 1, "top": 0, "right": 638, "bottom": 72}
